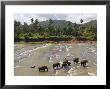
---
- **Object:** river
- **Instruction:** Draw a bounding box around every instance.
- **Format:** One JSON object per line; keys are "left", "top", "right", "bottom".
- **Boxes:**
{"left": 14, "top": 42, "right": 97, "bottom": 76}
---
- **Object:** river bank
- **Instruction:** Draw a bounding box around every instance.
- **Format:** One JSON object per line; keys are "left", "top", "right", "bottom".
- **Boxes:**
{"left": 15, "top": 40, "right": 97, "bottom": 44}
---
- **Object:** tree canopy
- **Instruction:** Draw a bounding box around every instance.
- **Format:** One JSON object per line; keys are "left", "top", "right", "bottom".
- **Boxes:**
{"left": 14, "top": 18, "right": 97, "bottom": 42}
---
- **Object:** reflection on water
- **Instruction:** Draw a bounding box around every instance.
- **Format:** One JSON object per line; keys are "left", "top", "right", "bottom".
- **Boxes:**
{"left": 14, "top": 42, "right": 97, "bottom": 76}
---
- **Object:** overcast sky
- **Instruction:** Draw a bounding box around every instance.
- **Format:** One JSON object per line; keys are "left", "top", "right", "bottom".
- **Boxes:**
{"left": 14, "top": 13, "right": 97, "bottom": 24}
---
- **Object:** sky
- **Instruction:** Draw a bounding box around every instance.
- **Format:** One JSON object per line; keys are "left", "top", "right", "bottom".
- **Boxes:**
{"left": 14, "top": 13, "right": 97, "bottom": 24}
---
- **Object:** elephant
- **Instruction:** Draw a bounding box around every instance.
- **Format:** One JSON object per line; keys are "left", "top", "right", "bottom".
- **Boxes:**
{"left": 38, "top": 66, "right": 48, "bottom": 72}
{"left": 81, "top": 60, "right": 88, "bottom": 67}
{"left": 53, "top": 62, "right": 60, "bottom": 69}
{"left": 63, "top": 60, "right": 71, "bottom": 67}
{"left": 62, "top": 63, "right": 68, "bottom": 68}
{"left": 73, "top": 57, "right": 79, "bottom": 64}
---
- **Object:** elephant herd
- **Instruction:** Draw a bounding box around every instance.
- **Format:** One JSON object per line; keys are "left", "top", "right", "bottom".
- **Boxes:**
{"left": 30, "top": 57, "right": 88, "bottom": 72}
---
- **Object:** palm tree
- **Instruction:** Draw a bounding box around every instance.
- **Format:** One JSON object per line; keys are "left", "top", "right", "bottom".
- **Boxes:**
{"left": 80, "top": 19, "right": 83, "bottom": 24}
{"left": 31, "top": 18, "right": 34, "bottom": 24}
{"left": 35, "top": 19, "right": 39, "bottom": 25}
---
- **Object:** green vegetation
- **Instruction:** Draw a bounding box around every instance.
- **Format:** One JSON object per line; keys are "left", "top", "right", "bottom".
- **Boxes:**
{"left": 14, "top": 18, "right": 97, "bottom": 42}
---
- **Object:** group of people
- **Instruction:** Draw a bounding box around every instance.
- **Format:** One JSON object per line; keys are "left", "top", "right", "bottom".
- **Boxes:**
{"left": 30, "top": 57, "right": 88, "bottom": 72}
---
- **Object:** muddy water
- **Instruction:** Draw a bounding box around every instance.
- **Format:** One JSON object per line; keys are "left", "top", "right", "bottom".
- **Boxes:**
{"left": 14, "top": 42, "right": 97, "bottom": 76}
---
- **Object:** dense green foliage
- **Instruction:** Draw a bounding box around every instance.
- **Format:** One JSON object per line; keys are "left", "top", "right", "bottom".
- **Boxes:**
{"left": 14, "top": 18, "right": 97, "bottom": 42}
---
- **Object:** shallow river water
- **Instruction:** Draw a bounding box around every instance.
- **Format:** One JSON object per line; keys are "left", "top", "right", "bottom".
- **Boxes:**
{"left": 14, "top": 42, "right": 97, "bottom": 76}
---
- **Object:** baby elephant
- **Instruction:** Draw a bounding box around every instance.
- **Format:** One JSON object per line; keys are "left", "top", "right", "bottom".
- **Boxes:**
{"left": 53, "top": 62, "right": 60, "bottom": 69}
{"left": 73, "top": 57, "right": 79, "bottom": 64}
{"left": 38, "top": 66, "right": 48, "bottom": 72}
{"left": 81, "top": 60, "right": 88, "bottom": 67}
